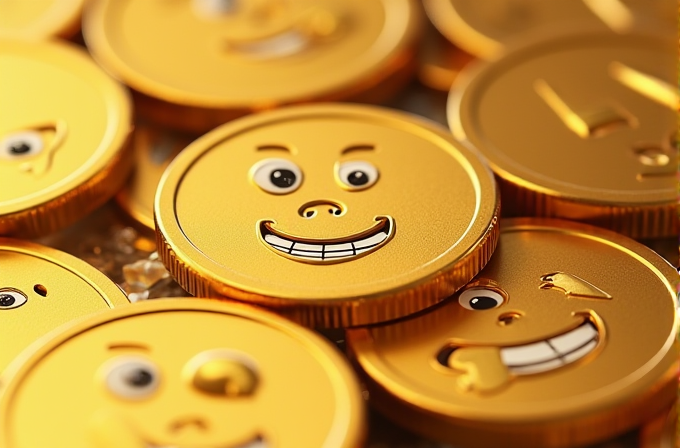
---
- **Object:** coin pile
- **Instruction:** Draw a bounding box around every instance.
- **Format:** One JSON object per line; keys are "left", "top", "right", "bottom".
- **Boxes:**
{"left": 0, "top": 1, "right": 677, "bottom": 447}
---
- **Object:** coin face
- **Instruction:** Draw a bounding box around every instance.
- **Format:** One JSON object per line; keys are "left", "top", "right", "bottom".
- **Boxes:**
{"left": 347, "top": 219, "right": 679, "bottom": 448}
{"left": 84, "top": 0, "right": 420, "bottom": 133}
{"left": 423, "top": 0, "right": 675, "bottom": 59}
{"left": 0, "top": 39, "right": 132, "bottom": 237}
{"left": 0, "top": 0, "right": 85, "bottom": 40}
{"left": 0, "top": 299, "right": 365, "bottom": 448}
{"left": 155, "top": 104, "right": 499, "bottom": 327}
{"left": 116, "top": 124, "right": 191, "bottom": 232}
{"left": 0, "top": 238, "right": 129, "bottom": 373}
{"left": 448, "top": 31, "right": 677, "bottom": 239}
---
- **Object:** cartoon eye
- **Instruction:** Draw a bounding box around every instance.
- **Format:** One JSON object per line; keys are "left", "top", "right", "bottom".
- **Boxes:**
{"left": 0, "top": 290, "right": 28, "bottom": 310}
{"left": 336, "top": 161, "right": 378, "bottom": 190}
{"left": 251, "top": 158, "right": 303, "bottom": 194}
{"left": 458, "top": 288, "right": 505, "bottom": 311}
{"left": 103, "top": 357, "right": 160, "bottom": 400}
{"left": 0, "top": 131, "right": 44, "bottom": 160}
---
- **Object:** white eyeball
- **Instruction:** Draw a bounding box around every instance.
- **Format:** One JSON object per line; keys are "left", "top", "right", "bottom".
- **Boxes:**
{"left": 336, "top": 161, "right": 378, "bottom": 190}
{"left": 0, "top": 290, "right": 27, "bottom": 310}
{"left": 458, "top": 288, "right": 504, "bottom": 311}
{"left": 0, "top": 131, "right": 44, "bottom": 160}
{"left": 103, "top": 357, "right": 160, "bottom": 400}
{"left": 251, "top": 158, "right": 303, "bottom": 194}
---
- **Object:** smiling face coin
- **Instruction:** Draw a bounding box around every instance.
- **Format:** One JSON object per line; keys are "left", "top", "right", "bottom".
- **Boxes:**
{"left": 0, "top": 238, "right": 129, "bottom": 373}
{"left": 0, "top": 39, "right": 132, "bottom": 237}
{"left": 448, "top": 31, "right": 677, "bottom": 239}
{"left": 84, "top": 0, "right": 420, "bottom": 133}
{"left": 155, "top": 104, "right": 499, "bottom": 327}
{"left": 0, "top": 299, "right": 364, "bottom": 448}
{"left": 347, "top": 218, "right": 679, "bottom": 448}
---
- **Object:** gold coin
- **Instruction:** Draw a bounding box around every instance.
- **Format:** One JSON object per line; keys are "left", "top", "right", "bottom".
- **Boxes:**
{"left": 0, "top": 298, "right": 365, "bottom": 448}
{"left": 418, "top": 24, "right": 475, "bottom": 92}
{"left": 423, "top": 0, "right": 675, "bottom": 59}
{"left": 448, "top": 31, "right": 677, "bottom": 239}
{"left": 0, "top": 39, "right": 133, "bottom": 238}
{"left": 0, "top": 238, "right": 129, "bottom": 373}
{"left": 155, "top": 104, "right": 499, "bottom": 328}
{"left": 0, "top": 0, "right": 85, "bottom": 40}
{"left": 347, "top": 218, "right": 679, "bottom": 448}
{"left": 83, "top": 0, "right": 421, "bottom": 133}
{"left": 639, "top": 402, "right": 677, "bottom": 448}
{"left": 116, "top": 123, "right": 192, "bottom": 233}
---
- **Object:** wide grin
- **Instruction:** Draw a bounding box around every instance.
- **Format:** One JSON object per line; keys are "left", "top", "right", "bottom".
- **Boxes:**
{"left": 260, "top": 217, "right": 393, "bottom": 263}
{"left": 499, "top": 320, "right": 599, "bottom": 375}
{"left": 148, "top": 434, "right": 266, "bottom": 448}
{"left": 226, "top": 29, "right": 310, "bottom": 59}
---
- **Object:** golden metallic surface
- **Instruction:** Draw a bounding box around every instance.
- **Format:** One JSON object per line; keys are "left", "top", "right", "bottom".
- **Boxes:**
{"left": 0, "top": 39, "right": 133, "bottom": 238}
{"left": 347, "top": 218, "right": 679, "bottom": 448}
{"left": 448, "top": 31, "right": 677, "bottom": 239}
{"left": 0, "top": 238, "right": 129, "bottom": 373}
{"left": 0, "top": 298, "right": 365, "bottom": 448}
{"left": 422, "top": 0, "right": 675, "bottom": 59}
{"left": 639, "top": 402, "right": 677, "bottom": 448}
{"left": 417, "top": 25, "right": 475, "bottom": 92}
{"left": 0, "top": 0, "right": 85, "bottom": 40}
{"left": 116, "top": 124, "right": 192, "bottom": 233}
{"left": 83, "top": 0, "right": 421, "bottom": 133}
{"left": 155, "top": 104, "right": 499, "bottom": 328}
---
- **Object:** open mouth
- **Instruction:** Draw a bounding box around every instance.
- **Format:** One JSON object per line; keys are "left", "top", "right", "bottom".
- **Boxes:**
{"left": 148, "top": 435, "right": 266, "bottom": 448}
{"left": 260, "top": 217, "right": 393, "bottom": 263}
{"left": 225, "top": 30, "right": 309, "bottom": 59}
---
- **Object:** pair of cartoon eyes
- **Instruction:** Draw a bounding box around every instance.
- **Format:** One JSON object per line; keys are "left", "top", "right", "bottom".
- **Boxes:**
{"left": 251, "top": 158, "right": 379, "bottom": 194}
{"left": 0, "top": 131, "right": 44, "bottom": 160}
{"left": 458, "top": 288, "right": 505, "bottom": 311}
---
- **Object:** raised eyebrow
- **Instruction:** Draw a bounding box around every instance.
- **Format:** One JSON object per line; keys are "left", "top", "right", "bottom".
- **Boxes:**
{"left": 341, "top": 144, "right": 375, "bottom": 155}
{"left": 107, "top": 343, "right": 150, "bottom": 352}
{"left": 257, "top": 144, "right": 291, "bottom": 153}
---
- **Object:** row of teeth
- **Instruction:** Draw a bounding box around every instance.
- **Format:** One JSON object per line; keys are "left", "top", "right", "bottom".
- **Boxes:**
{"left": 150, "top": 437, "right": 267, "bottom": 448}
{"left": 500, "top": 322, "right": 598, "bottom": 375}
{"left": 264, "top": 231, "right": 388, "bottom": 260}
{"left": 229, "top": 30, "right": 309, "bottom": 59}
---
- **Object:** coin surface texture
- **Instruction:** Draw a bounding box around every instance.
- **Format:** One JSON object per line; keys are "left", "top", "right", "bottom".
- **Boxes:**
{"left": 0, "top": 298, "right": 365, "bottom": 448}
{"left": 155, "top": 104, "right": 499, "bottom": 327}
{"left": 0, "top": 39, "right": 132, "bottom": 237}
{"left": 347, "top": 218, "right": 679, "bottom": 448}
{"left": 0, "top": 238, "right": 129, "bottom": 373}
{"left": 448, "top": 31, "right": 677, "bottom": 238}
{"left": 84, "top": 0, "right": 420, "bottom": 133}
{"left": 0, "top": 0, "right": 85, "bottom": 40}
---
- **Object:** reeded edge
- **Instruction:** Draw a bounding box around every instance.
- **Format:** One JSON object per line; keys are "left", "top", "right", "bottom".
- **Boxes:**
{"left": 447, "top": 29, "right": 677, "bottom": 239}
{"left": 638, "top": 401, "right": 677, "bottom": 448}
{"left": 155, "top": 103, "right": 500, "bottom": 328}
{"left": 0, "top": 298, "right": 366, "bottom": 448}
{"left": 346, "top": 218, "right": 680, "bottom": 447}
{"left": 0, "top": 237, "right": 129, "bottom": 307}
{"left": 0, "top": 39, "right": 134, "bottom": 238}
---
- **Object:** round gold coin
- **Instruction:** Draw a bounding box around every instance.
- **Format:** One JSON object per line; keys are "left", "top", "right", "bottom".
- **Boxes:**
{"left": 0, "top": 0, "right": 85, "bottom": 40}
{"left": 0, "top": 298, "right": 365, "bottom": 448}
{"left": 0, "top": 238, "right": 129, "bottom": 373}
{"left": 448, "top": 31, "right": 677, "bottom": 239}
{"left": 84, "top": 0, "right": 421, "bottom": 133}
{"left": 639, "top": 402, "right": 677, "bottom": 448}
{"left": 423, "top": 0, "right": 675, "bottom": 59}
{"left": 347, "top": 218, "right": 679, "bottom": 448}
{"left": 0, "top": 39, "right": 133, "bottom": 238}
{"left": 116, "top": 123, "right": 192, "bottom": 233}
{"left": 155, "top": 104, "right": 499, "bottom": 328}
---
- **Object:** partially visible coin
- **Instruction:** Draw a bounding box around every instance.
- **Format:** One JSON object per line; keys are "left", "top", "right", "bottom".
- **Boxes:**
{"left": 0, "top": 0, "right": 85, "bottom": 40}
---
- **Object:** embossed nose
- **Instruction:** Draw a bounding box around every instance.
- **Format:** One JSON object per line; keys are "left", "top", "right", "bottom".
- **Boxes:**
{"left": 192, "top": 358, "right": 259, "bottom": 397}
{"left": 298, "top": 200, "right": 344, "bottom": 218}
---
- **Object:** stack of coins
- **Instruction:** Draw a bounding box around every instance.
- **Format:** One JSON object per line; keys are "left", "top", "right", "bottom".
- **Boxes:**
{"left": 0, "top": 1, "right": 676, "bottom": 447}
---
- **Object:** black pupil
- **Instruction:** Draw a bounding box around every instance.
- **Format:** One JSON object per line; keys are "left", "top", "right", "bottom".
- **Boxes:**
{"left": 0, "top": 294, "right": 15, "bottom": 307}
{"left": 470, "top": 296, "right": 497, "bottom": 310}
{"left": 347, "top": 170, "right": 368, "bottom": 186}
{"left": 125, "top": 369, "right": 153, "bottom": 387}
{"left": 270, "top": 169, "right": 296, "bottom": 188}
{"left": 9, "top": 142, "right": 31, "bottom": 154}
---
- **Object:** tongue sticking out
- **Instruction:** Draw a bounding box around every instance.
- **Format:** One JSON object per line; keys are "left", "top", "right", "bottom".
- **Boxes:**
{"left": 448, "top": 347, "right": 511, "bottom": 393}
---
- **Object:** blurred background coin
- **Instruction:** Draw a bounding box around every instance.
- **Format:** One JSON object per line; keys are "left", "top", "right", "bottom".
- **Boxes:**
{"left": 0, "top": 0, "right": 85, "bottom": 40}
{"left": 639, "top": 401, "right": 677, "bottom": 448}
{"left": 347, "top": 218, "right": 679, "bottom": 448}
{"left": 155, "top": 104, "right": 499, "bottom": 328}
{"left": 0, "top": 238, "right": 129, "bottom": 373}
{"left": 84, "top": 0, "right": 421, "bottom": 133}
{"left": 0, "top": 299, "right": 365, "bottom": 448}
{"left": 448, "top": 31, "right": 677, "bottom": 239}
{"left": 0, "top": 39, "right": 132, "bottom": 237}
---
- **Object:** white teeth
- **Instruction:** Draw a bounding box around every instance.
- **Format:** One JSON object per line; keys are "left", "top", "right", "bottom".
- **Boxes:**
{"left": 325, "top": 242, "right": 353, "bottom": 251}
{"left": 290, "top": 249, "right": 322, "bottom": 258}
{"left": 264, "top": 234, "right": 292, "bottom": 249}
{"left": 354, "top": 232, "right": 387, "bottom": 249}
{"left": 500, "top": 322, "right": 598, "bottom": 375}
{"left": 231, "top": 30, "right": 309, "bottom": 59}
{"left": 325, "top": 250, "right": 354, "bottom": 258}
{"left": 293, "top": 242, "right": 322, "bottom": 252}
